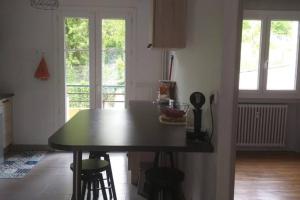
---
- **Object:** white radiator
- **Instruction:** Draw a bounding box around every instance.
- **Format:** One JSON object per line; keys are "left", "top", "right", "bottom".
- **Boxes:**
{"left": 237, "top": 104, "right": 288, "bottom": 147}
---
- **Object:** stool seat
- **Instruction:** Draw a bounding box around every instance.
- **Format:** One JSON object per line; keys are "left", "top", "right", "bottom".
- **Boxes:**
{"left": 70, "top": 159, "right": 110, "bottom": 174}
{"left": 145, "top": 167, "right": 184, "bottom": 188}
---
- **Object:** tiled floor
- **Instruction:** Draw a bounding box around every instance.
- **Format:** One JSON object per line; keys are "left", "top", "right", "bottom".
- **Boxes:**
{"left": 0, "top": 152, "right": 145, "bottom": 200}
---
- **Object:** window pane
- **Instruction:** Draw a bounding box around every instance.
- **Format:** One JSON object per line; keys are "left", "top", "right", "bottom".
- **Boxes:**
{"left": 101, "top": 19, "right": 126, "bottom": 109}
{"left": 65, "top": 18, "right": 89, "bottom": 50}
{"left": 267, "top": 21, "right": 298, "bottom": 90}
{"left": 64, "top": 17, "right": 90, "bottom": 120}
{"left": 239, "top": 20, "right": 262, "bottom": 90}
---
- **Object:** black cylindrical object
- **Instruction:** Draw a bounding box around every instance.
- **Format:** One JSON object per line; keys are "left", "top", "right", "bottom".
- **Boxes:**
{"left": 193, "top": 109, "right": 202, "bottom": 133}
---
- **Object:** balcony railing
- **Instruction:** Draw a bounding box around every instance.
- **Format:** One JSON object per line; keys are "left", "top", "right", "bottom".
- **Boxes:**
{"left": 102, "top": 85, "right": 125, "bottom": 109}
{"left": 66, "top": 84, "right": 125, "bottom": 109}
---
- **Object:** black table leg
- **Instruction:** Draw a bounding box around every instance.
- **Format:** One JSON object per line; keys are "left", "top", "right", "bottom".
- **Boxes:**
{"left": 72, "top": 151, "right": 82, "bottom": 200}
{"left": 106, "top": 156, "right": 117, "bottom": 200}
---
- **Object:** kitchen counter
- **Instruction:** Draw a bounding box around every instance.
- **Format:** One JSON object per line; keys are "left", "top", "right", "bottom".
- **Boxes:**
{"left": 49, "top": 101, "right": 213, "bottom": 199}
{"left": 49, "top": 101, "right": 213, "bottom": 152}
{"left": 0, "top": 93, "right": 14, "bottom": 100}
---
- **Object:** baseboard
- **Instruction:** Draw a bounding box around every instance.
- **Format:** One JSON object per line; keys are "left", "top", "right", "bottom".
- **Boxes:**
{"left": 8, "top": 144, "right": 54, "bottom": 152}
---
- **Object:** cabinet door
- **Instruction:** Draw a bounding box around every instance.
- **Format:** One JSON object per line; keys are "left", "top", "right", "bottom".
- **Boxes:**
{"left": 152, "top": 0, "right": 186, "bottom": 48}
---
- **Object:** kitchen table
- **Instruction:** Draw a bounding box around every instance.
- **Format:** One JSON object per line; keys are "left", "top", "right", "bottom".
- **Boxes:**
{"left": 48, "top": 101, "right": 213, "bottom": 200}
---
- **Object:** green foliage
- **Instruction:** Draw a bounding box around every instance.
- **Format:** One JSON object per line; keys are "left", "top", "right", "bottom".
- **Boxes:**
{"left": 269, "top": 21, "right": 297, "bottom": 68}
{"left": 271, "top": 21, "right": 292, "bottom": 35}
{"left": 242, "top": 20, "right": 261, "bottom": 46}
{"left": 65, "top": 18, "right": 89, "bottom": 86}
{"left": 102, "top": 20, "right": 125, "bottom": 50}
{"left": 65, "top": 18, "right": 89, "bottom": 49}
{"left": 240, "top": 20, "right": 262, "bottom": 72}
{"left": 102, "top": 20, "right": 126, "bottom": 86}
{"left": 65, "top": 18, "right": 89, "bottom": 68}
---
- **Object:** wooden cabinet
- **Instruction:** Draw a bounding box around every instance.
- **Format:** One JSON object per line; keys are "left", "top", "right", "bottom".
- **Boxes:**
{"left": 0, "top": 98, "right": 13, "bottom": 148}
{"left": 150, "top": 0, "right": 186, "bottom": 48}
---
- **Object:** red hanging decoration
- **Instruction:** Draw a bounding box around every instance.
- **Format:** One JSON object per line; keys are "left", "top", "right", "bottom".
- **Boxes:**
{"left": 34, "top": 56, "right": 50, "bottom": 80}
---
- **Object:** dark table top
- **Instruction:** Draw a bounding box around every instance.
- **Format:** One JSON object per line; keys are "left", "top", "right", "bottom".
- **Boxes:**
{"left": 0, "top": 93, "right": 14, "bottom": 100}
{"left": 48, "top": 101, "right": 213, "bottom": 152}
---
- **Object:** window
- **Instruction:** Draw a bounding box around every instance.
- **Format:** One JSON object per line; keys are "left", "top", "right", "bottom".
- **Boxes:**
{"left": 267, "top": 20, "right": 298, "bottom": 90}
{"left": 101, "top": 19, "right": 126, "bottom": 110}
{"left": 64, "top": 17, "right": 90, "bottom": 120}
{"left": 239, "top": 11, "right": 300, "bottom": 97}
{"left": 239, "top": 20, "right": 262, "bottom": 90}
{"left": 61, "top": 9, "right": 134, "bottom": 121}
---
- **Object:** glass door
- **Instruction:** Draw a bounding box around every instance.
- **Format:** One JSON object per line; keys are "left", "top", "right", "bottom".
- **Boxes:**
{"left": 99, "top": 18, "right": 126, "bottom": 109}
{"left": 63, "top": 12, "right": 132, "bottom": 120}
{"left": 64, "top": 17, "right": 91, "bottom": 120}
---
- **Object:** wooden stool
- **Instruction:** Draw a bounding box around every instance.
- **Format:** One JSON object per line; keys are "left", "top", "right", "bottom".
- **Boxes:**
{"left": 70, "top": 159, "right": 111, "bottom": 200}
{"left": 145, "top": 152, "right": 184, "bottom": 200}
{"left": 89, "top": 152, "right": 117, "bottom": 200}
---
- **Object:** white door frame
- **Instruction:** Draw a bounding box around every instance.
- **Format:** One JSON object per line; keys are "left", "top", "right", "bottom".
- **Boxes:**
{"left": 56, "top": 7, "right": 136, "bottom": 122}
{"left": 95, "top": 10, "right": 134, "bottom": 109}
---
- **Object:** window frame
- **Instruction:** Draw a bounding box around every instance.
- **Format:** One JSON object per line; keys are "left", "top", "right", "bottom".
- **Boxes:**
{"left": 239, "top": 10, "right": 300, "bottom": 99}
{"left": 56, "top": 7, "right": 136, "bottom": 122}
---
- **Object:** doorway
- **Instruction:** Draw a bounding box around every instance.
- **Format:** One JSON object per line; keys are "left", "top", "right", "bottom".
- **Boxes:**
{"left": 234, "top": 5, "right": 300, "bottom": 200}
{"left": 63, "top": 10, "right": 132, "bottom": 121}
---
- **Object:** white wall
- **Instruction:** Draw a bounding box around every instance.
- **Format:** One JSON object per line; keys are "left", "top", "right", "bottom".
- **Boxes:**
{"left": 0, "top": 0, "right": 163, "bottom": 145}
{"left": 172, "top": 0, "right": 241, "bottom": 199}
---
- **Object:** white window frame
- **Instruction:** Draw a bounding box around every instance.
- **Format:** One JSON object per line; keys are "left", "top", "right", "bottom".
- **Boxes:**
{"left": 239, "top": 10, "right": 300, "bottom": 99}
{"left": 95, "top": 10, "right": 134, "bottom": 109}
{"left": 56, "top": 7, "right": 136, "bottom": 122}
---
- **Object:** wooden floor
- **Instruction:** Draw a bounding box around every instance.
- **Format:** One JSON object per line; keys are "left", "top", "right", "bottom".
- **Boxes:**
{"left": 235, "top": 152, "right": 300, "bottom": 200}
